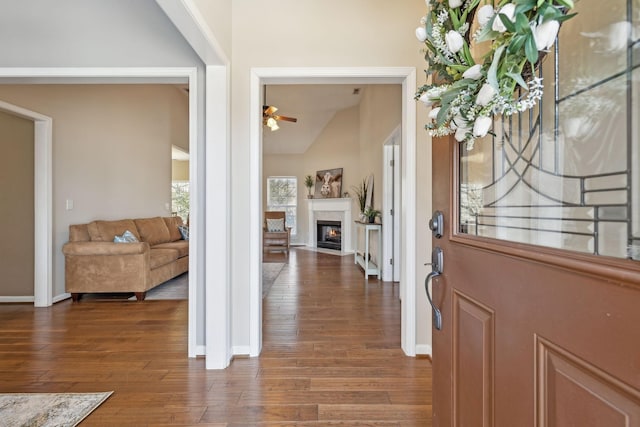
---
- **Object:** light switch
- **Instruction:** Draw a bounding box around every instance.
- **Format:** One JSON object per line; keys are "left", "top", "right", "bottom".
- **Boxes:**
{"left": 165, "top": 202, "right": 171, "bottom": 211}
{"left": 66, "top": 199, "right": 74, "bottom": 210}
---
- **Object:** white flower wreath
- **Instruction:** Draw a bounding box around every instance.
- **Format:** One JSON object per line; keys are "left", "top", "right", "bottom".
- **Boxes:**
{"left": 416, "top": 0, "right": 576, "bottom": 150}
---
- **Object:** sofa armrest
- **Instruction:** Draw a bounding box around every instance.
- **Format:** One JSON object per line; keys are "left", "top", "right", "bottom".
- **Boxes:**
{"left": 62, "top": 241, "right": 150, "bottom": 256}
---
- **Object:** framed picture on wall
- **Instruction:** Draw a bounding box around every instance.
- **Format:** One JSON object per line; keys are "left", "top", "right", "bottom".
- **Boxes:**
{"left": 315, "top": 168, "right": 343, "bottom": 198}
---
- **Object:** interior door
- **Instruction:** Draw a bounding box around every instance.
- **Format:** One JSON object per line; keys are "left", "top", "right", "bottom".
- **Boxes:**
{"left": 429, "top": 1, "right": 640, "bottom": 424}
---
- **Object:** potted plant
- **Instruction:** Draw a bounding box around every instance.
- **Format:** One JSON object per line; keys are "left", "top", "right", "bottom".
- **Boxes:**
{"left": 351, "top": 178, "right": 368, "bottom": 217}
{"left": 363, "top": 207, "right": 381, "bottom": 224}
{"left": 304, "top": 175, "right": 314, "bottom": 198}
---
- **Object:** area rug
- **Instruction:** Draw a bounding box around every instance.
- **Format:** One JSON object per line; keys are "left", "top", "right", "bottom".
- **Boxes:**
{"left": 0, "top": 391, "right": 112, "bottom": 427}
{"left": 262, "top": 262, "right": 285, "bottom": 298}
{"left": 128, "top": 273, "right": 188, "bottom": 300}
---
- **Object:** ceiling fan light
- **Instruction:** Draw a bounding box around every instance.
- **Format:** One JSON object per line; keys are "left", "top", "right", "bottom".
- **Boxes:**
{"left": 266, "top": 117, "right": 278, "bottom": 129}
{"left": 270, "top": 122, "right": 280, "bottom": 131}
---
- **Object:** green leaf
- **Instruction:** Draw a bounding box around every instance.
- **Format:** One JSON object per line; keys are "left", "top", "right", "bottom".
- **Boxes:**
{"left": 498, "top": 13, "right": 516, "bottom": 33}
{"left": 525, "top": 35, "right": 539, "bottom": 64}
{"left": 449, "top": 8, "right": 460, "bottom": 29}
{"left": 488, "top": 45, "right": 506, "bottom": 91}
{"left": 515, "top": 12, "right": 530, "bottom": 34}
{"left": 556, "top": 12, "right": 577, "bottom": 23}
{"left": 514, "top": 3, "right": 535, "bottom": 15}
{"left": 460, "top": 0, "right": 481, "bottom": 23}
{"left": 506, "top": 72, "right": 528, "bottom": 89}
{"left": 537, "top": 0, "right": 545, "bottom": 7}
{"left": 555, "top": 0, "right": 574, "bottom": 8}
{"left": 476, "top": 21, "right": 500, "bottom": 42}
{"left": 542, "top": 6, "right": 562, "bottom": 21}
{"left": 514, "top": 0, "right": 536, "bottom": 5}
{"left": 436, "top": 104, "right": 450, "bottom": 126}
{"left": 462, "top": 41, "right": 475, "bottom": 66}
{"left": 508, "top": 34, "right": 528, "bottom": 53}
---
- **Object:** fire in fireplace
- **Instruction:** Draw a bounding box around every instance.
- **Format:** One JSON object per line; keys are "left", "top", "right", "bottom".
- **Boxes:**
{"left": 317, "top": 220, "right": 342, "bottom": 250}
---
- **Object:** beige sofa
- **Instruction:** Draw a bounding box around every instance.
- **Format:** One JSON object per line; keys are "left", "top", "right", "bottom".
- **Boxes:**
{"left": 62, "top": 216, "right": 188, "bottom": 301}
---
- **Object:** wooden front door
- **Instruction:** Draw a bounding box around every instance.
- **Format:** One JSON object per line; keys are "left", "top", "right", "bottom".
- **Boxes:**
{"left": 429, "top": 1, "right": 640, "bottom": 424}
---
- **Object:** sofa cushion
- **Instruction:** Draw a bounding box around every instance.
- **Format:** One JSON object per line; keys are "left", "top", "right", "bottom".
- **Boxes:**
{"left": 153, "top": 241, "right": 189, "bottom": 258}
{"left": 163, "top": 216, "right": 183, "bottom": 242}
{"left": 149, "top": 248, "right": 179, "bottom": 269}
{"left": 88, "top": 219, "right": 141, "bottom": 242}
{"left": 135, "top": 217, "right": 171, "bottom": 246}
{"left": 69, "top": 224, "right": 90, "bottom": 242}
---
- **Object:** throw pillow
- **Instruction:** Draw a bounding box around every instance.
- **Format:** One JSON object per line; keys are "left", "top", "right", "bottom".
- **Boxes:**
{"left": 266, "top": 218, "right": 285, "bottom": 232}
{"left": 178, "top": 224, "right": 189, "bottom": 241}
{"left": 113, "top": 230, "right": 139, "bottom": 243}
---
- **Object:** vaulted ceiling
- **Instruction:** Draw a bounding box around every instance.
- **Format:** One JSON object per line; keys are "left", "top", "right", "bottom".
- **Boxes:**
{"left": 262, "top": 84, "right": 363, "bottom": 154}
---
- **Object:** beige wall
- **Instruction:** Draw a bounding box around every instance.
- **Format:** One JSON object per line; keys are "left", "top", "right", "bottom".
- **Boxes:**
{"left": 172, "top": 160, "right": 189, "bottom": 181}
{"left": 191, "top": 0, "right": 232, "bottom": 59}
{"left": 0, "top": 110, "right": 34, "bottom": 296}
{"left": 0, "top": 84, "right": 189, "bottom": 298}
{"left": 220, "top": 0, "right": 432, "bottom": 351}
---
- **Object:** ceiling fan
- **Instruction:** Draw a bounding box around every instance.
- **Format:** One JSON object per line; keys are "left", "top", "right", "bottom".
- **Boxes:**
{"left": 263, "top": 86, "right": 297, "bottom": 131}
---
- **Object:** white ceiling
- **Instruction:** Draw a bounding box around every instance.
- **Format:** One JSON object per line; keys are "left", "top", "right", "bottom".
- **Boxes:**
{"left": 263, "top": 84, "right": 363, "bottom": 154}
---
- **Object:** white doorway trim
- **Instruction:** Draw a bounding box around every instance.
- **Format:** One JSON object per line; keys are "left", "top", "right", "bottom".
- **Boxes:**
{"left": 248, "top": 67, "right": 418, "bottom": 357}
{"left": 0, "top": 67, "right": 201, "bottom": 359}
{"left": 0, "top": 100, "right": 52, "bottom": 307}
{"left": 382, "top": 126, "right": 401, "bottom": 283}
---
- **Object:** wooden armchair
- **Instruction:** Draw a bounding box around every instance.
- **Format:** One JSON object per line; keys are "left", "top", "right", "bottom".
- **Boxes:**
{"left": 263, "top": 211, "right": 290, "bottom": 254}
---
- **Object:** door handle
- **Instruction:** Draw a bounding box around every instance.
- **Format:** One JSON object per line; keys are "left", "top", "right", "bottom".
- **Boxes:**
{"left": 425, "top": 247, "right": 443, "bottom": 331}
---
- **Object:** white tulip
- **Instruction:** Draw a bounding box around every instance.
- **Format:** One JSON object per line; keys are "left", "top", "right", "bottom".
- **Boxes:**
{"left": 450, "top": 114, "right": 465, "bottom": 130}
{"left": 455, "top": 126, "right": 470, "bottom": 142}
{"left": 419, "top": 91, "right": 434, "bottom": 107}
{"left": 476, "top": 83, "right": 496, "bottom": 106}
{"left": 492, "top": 3, "right": 516, "bottom": 33}
{"left": 477, "top": 4, "right": 495, "bottom": 27}
{"left": 462, "top": 64, "right": 483, "bottom": 80}
{"left": 429, "top": 107, "right": 441, "bottom": 120}
{"left": 449, "top": 0, "right": 463, "bottom": 8}
{"left": 416, "top": 27, "right": 428, "bottom": 42}
{"left": 473, "top": 116, "right": 493, "bottom": 137}
{"left": 445, "top": 30, "right": 464, "bottom": 53}
{"left": 533, "top": 20, "right": 560, "bottom": 50}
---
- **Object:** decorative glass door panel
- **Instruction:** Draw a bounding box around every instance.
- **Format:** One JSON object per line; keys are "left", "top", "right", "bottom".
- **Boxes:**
{"left": 459, "top": 0, "right": 640, "bottom": 260}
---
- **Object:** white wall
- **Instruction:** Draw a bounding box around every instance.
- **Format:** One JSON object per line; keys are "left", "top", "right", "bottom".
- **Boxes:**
{"left": 226, "top": 0, "right": 433, "bottom": 352}
{"left": 0, "top": 0, "right": 199, "bottom": 67}
{"left": 0, "top": 84, "right": 188, "bottom": 300}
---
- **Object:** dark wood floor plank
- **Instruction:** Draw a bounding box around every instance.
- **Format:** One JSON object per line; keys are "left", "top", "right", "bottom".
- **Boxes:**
{"left": 0, "top": 248, "right": 431, "bottom": 425}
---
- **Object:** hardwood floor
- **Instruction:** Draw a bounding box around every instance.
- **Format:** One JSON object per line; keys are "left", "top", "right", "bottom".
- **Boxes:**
{"left": 0, "top": 248, "right": 432, "bottom": 426}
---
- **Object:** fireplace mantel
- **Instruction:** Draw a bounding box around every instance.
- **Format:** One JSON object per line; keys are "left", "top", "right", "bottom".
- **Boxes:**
{"left": 307, "top": 198, "right": 353, "bottom": 253}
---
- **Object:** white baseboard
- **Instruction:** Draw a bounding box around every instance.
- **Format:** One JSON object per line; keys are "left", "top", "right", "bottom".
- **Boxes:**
{"left": 415, "top": 344, "right": 433, "bottom": 356}
{"left": 0, "top": 296, "right": 35, "bottom": 303}
{"left": 195, "top": 345, "right": 206, "bottom": 356}
{"left": 53, "top": 293, "right": 71, "bottom": 303}
{"left": 232, "top": 345, "right": 251, "bottom": 356}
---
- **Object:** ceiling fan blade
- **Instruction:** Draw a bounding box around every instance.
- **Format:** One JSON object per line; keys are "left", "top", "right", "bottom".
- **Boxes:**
{"left": 263, "top": 105, "right": 278, "bottom": 116}
{"left": 274, "top": 115, "right": 298, "bottom": 123}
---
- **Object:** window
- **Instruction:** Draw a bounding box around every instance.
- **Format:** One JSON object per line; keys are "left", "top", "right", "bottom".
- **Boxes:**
{"left": 267, "top": 176, "right": 297, "bottom": 236}
{"left": 171, "top": 181, "right": 189, "bottom": 223}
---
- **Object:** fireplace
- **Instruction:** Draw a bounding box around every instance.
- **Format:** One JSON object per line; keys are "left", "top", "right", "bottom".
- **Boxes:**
{"left": 316, "top": 220, "right": 342, "bottom": 250}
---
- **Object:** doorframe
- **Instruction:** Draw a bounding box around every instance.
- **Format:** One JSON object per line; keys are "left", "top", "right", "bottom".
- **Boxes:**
{"left": 0, "top": 67, "right": 200, "bottom": 358}
{"left": 382, "top": 125, "right": 401, "bottom": 283}
{"left": 0, "top": 100, "right": 52, "bottom": 307}
{"left": 248, "top": 67, "right": 418, "bottom": 356}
